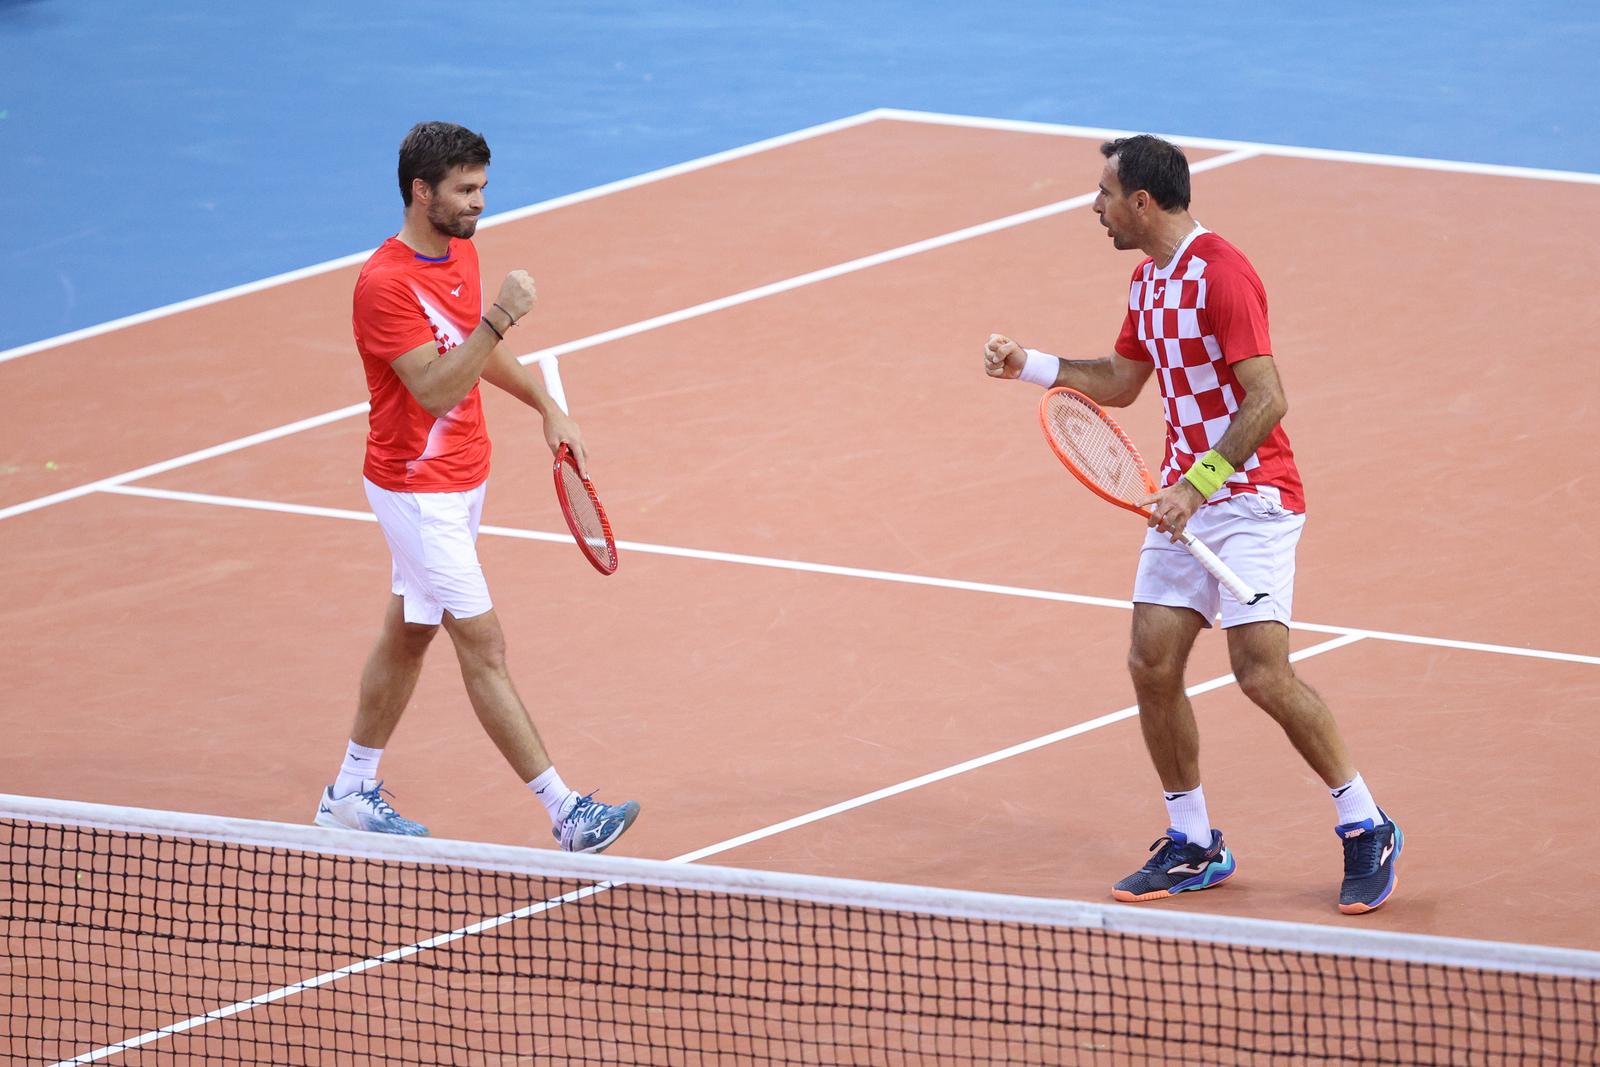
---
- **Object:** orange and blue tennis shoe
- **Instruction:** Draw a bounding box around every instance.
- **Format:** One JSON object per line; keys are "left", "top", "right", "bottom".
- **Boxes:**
{"left": 1336, "top": 812, "right": 1403, "bottom": 914}
{"left": 1112, "top": 828, "right": 1236, "bottom": 902}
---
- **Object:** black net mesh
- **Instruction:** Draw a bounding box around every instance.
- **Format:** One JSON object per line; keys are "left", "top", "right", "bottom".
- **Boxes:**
{"left": 4, "top": 815, "right": 1597, "bottom": 1065}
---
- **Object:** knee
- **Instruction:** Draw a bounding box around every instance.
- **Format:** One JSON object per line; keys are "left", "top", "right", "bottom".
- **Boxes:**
{"left": 1127, "top": 644, "right": 1183, "bottom": 694}
{"left": 451, "top": 617, "right": 507, "bottom": 671}
{"left": 1233, "top": 655, "right": 1293, "bottom": 711}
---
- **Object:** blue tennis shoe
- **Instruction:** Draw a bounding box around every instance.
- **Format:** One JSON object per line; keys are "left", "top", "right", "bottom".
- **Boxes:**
{"left": 1336, "top": 812, "right": 1402, "bottom": 914}
{"left": 554, "top": 791, "right": 640, "bottom": 854}
{"left": 1113, "top": 828, "right": 1236, "bottom": 902}
{"left": 313, "top": 780, "right": 430, "bottom": 836}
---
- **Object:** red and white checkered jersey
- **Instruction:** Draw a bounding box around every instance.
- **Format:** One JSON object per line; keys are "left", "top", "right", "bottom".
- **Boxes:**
{"left": 1113, "top": 227, "right": 1304, "bottom": 513}
{"left": 353, "top": 236, "right": 492, "bottom": 493}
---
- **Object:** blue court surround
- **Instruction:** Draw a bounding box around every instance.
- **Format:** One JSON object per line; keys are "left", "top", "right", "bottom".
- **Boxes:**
{"left": 1, "top": 1, "right": 1596, "bottom": 351}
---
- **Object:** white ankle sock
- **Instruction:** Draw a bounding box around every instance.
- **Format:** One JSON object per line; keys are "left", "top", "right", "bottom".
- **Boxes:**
{"left": 333, "top": 742, "right": 384, "bottom": 799}
{"left": 528, "top": 767, "right": 573, "bottom": 826}
{"left": 1163, "top": 785, "right": 1211, "bottom": 846}
{"left": 1331, "top": 772, "right": 1382, "bottom": 827}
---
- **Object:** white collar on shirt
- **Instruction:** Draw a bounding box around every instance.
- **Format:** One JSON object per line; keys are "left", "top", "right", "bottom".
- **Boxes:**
{"left": 1151, "top": 221, "right": 1209, "bottom": 278}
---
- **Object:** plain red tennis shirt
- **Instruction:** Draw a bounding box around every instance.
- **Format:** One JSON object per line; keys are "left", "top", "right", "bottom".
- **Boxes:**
{"left": 352, "top": 236, "right": 492, "bottom": 492}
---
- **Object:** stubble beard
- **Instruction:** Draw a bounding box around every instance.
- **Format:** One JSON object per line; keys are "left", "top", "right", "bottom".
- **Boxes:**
{"left": 428, "top": 202, "right": 478, "bottom": 240}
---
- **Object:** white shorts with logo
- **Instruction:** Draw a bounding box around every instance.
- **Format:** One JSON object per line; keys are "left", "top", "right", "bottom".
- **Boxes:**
{"left": 1132, "top": 492, "right": 1304, "bottom": 629}
{"left": 363, "top": 477, "right": 493, "bottom": 626}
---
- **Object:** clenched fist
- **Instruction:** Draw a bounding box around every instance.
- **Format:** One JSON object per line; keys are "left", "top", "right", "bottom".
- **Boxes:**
{"left": 983, "top": 333, "right": 1027, "bottom": 379}
{"left": 495, "top": 270, "right": 538, "bottom": 323}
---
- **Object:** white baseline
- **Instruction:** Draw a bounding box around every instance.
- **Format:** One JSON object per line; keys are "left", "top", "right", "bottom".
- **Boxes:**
{"left": 100, "top": 484, "right": 1600, "bottom": 667}
{"left": 0, "top": 148, "right": 1255, "bottom": 525}
{"left": 8, "top": 104, "right": 1594, "bottom": 367}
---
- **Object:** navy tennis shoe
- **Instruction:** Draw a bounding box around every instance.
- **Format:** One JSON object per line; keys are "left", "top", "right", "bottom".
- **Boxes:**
{"left": 1336, "top": 811, "right": 1402, "bottom": 914}
{"left": 1113, "top": 828, "right": 1236, "bottom": 902}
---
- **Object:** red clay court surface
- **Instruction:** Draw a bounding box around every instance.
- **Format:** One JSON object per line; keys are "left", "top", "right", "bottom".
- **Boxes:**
{"left": 3, "top": 110, "right": 1597, "bottom": 995}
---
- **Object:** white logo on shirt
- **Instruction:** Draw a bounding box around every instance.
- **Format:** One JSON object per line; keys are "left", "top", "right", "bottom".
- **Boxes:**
{"left": 450, "top": 284, "right": 463, "bottom": 297}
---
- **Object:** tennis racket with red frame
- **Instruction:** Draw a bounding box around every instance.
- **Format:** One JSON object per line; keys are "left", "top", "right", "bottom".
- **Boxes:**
{"left": 1038, "top": 387, "right": 1266, "bottom": 606}
{"left": 553, "top": 444, "right": 618, "bottom": 576}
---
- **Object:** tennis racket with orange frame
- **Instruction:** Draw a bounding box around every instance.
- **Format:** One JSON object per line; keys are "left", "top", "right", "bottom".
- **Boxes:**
{"left": 553, "top": 444, "right": 618, "bottom": 576}
{"left": 1038, "top": 387, "right": 1266, "bottom": 606}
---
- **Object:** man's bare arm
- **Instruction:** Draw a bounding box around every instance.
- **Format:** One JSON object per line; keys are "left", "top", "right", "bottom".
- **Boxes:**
{"left": 1054, "top": 352, "right": 1152, "bottom": 408}
{"left": 1205, "top": 355, "right": 1287, "bottom": 469}
{"left": 389, "top": 328, "right": 501, "bottom": 418}
{"left": 480, "top": 343, "right": 557, "bottom": 417}
{"left": 983, "top": 334, "right": 1152, "bottom": 407}
{"left": 1136, "top": 354, "right": 1287, "bottom": 540}
{"left": 479, "top": 342, "right": 591, "bottom": 475}
{"left": 389, "top": 270, "right": 538, "bottom": 418}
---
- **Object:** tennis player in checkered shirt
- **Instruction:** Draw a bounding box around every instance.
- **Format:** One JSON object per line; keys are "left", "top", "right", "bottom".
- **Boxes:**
{"left": 984, "top": 135, "right": 1402, "bottom": 914}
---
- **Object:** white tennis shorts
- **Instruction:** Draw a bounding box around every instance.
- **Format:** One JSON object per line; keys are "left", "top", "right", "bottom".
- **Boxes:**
{"left": 363, "top": 478, "right": 493, "bottom": 626}
{"left": 1132, "top": 492, "right": 1305, "bottom": 629}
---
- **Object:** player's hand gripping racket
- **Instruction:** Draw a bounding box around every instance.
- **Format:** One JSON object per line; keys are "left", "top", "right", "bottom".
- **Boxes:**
{"left": 553, "top": 444, "right": 618, "bottom": 575}
{"left": 1038, "top": 388, "right": 1266, "bottom": 606}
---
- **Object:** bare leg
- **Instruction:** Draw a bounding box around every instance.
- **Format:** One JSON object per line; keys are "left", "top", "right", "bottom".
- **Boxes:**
{"left": 441, "top": 608, "right": 552, "bottom": 782}
{"left": 1127, "top": 604, "right": 1207, "bottom": 793}
{"left": 1226, "top": 621, "right": 1355, "bottom": 787}
{"left": 350, "top": 594, "right": 439, "bottom": 748}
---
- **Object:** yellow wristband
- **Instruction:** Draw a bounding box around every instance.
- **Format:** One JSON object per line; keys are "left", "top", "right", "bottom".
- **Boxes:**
{"left": 1182, "top": 450, "right": 1236, "bottom": 499}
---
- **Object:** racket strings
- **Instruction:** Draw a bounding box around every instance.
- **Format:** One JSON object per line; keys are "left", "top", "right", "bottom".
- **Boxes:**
{"left": 1042, "top": 395, "right": 1154, "bottom": 504}
{"left": 558, "top": 462, "right": 615, "bottom": 567}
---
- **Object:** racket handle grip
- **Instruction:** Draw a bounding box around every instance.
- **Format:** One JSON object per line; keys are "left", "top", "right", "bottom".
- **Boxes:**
{"left": 1179, "top": 532, "right": 1270, "bottom": 606}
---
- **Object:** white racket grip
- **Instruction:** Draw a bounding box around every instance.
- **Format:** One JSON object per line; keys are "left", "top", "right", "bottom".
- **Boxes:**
{"left": 1179, "top": 531, "right": 1269, "bottom": 606}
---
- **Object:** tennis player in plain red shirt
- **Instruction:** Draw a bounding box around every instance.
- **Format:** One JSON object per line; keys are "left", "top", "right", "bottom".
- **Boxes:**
{"left": 315, "top": 122, "right": 639, "bottom": 854}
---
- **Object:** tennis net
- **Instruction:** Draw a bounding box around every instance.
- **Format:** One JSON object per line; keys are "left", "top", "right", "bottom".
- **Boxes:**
{"left": 3, "top": 793, "right": 1597, "bottom": 1065}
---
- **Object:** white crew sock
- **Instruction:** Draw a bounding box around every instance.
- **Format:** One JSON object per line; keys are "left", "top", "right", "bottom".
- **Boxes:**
{"left": 1163, "top": 785, "right": 1212, "bottom": 847}
{"left": 528, "top": 767, "right": 574, "bottom": 826}
{"left": 332, "top": 741, "right": 384, "bottom": 799}
{"left": 1331, "top": 772, "right": 1382, "bottom": 828}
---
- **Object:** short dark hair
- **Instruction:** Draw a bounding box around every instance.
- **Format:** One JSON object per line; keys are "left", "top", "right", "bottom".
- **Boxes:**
{"left": 1100, "top": 135, "right": 1190, "bottom": 211}
{"left": 398, "top": 122, "right": 491, "bottom": 206}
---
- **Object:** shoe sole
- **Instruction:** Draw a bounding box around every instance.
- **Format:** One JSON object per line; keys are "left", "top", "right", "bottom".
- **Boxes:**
{"left": 313, "top": 810, "right": 429, "bottom": 836}
{"left": 1339, "top": 824, "right": 1403, "bottom": 915}
{"left": 570, "top": 802, "right": 641, "bottom": 855}
{"left": 1112, "top": 855, "right": 1237, "bottom": 903}
{"left": 1113, "top": 888, "right": 1175, "bottom": 902}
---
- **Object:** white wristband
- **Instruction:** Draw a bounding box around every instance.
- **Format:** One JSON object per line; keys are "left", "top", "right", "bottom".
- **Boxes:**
{"left": 1019, "top": 348, "right": 1062, "bottom": 388}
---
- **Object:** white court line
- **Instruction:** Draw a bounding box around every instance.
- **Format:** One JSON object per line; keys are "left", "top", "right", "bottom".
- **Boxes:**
{"left": 51, "top": 882, "right": 615, "bottom": 1065}
{"left": 0, "top": 112, "right": 886, "bottom": 365}
{"left": 99, "top": 484, "right": 1600, "bottom": 667}
{"left": 47, "top": 634, "right": 1362, "bottom": 1064}
{"left": 10, "top": 104, "right": 1597, "bottom": 368}
{"left": 875, "top": 108, "right": 1600, "bottom": 185}
{"left": 0, "top": 404, "right": 370, "bottom": 523}
{"left": 0, "top": 147, "right": 1256, "bottom": 526}
{"left": 670, "top": 634, "right": 1366, "bottom": 863}
{"left": 22, "top": 112, "right": 1599, "bottom": 1061}
{"left": 537, "top": 355, "right": 568, "bottom": 415}
{"left": 20, "top": 100, "right": 1593, "bottom": 369}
